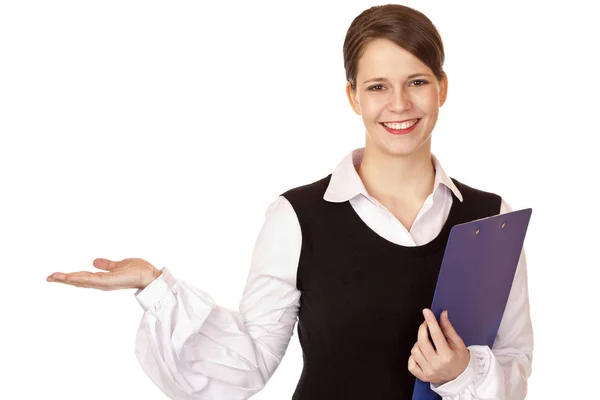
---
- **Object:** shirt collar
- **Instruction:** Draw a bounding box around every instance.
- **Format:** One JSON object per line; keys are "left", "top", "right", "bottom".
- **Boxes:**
{"left": 323, "top": 147, "right": 464, "bottom": 203}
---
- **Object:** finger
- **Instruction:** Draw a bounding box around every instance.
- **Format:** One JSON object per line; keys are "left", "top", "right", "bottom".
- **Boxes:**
{"left": 67, "top": 272, "right": 111, "bottom": 289}
{"left": 47, "top": 271, "right": 82, "bottom": 282}
{"left": 440, "top": 310, "right": 466, "bottom": 348}
{"left": 417, "top": 321, "right": 436, "bottom": 361}
{"left": 93, "top": 258, "right": 120, "bottom": 271}
{"left": 47, "top": 274, "right": 96, "bottom": 289}
{"left": 422, "top": 309, "right": 449, "bottom": 353}
{"left": 408, "top": 355, "right": 424, "bottom": 379}
{"left": 48, "top": 271, "right": 110, "bottom": 290}
{"left": 410, "top": 342, "right": 428, "bottom": 370}
{"left": 58, "top": 280, "right": 94, "bottom": 289}
{"left": 47, "top": 272, "right": 68, "bottom": 281}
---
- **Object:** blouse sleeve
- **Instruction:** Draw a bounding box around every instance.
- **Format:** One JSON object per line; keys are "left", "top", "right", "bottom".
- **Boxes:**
{"left": 133, "top": 196, "right": 302, "bottom": 400}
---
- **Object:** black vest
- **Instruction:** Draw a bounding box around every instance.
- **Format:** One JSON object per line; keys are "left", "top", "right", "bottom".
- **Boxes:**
{"left": 281, "top": 174, "right": 502, "bottom": 400}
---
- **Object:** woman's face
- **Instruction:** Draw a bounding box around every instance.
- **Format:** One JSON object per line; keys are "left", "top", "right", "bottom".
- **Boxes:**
{"left": 346, "top": 38, "right": 448, "bottom": 158}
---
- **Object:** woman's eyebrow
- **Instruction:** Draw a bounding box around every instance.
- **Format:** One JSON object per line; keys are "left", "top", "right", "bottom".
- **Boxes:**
{"left": 362, "top": 73, "right": 432, "bottom": 85}
{"left": 362, "top": 77, "right": 389, "bottom": 84}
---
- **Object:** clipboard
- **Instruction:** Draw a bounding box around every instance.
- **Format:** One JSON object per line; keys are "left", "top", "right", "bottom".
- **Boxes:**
{"left": 412, "top": 208, "right": 532, "bottom": 400}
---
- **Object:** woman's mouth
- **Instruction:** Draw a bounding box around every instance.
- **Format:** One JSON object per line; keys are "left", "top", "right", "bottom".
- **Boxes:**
{"left": 380, "top": 119, "right": 420, "bottom": 135}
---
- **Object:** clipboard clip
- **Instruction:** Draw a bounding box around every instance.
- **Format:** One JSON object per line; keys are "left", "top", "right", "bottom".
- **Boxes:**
{"left": 475, "top": 221, "right": 506, "bottom": 235}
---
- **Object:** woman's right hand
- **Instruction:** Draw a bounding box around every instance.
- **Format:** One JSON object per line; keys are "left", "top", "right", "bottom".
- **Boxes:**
{"left": 46, "top": 257, "right": 162, "bottom": 291}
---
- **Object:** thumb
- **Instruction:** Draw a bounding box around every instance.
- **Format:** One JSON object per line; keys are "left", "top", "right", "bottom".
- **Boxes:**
{"left": 93, "top": 258, "right": 119, "bottom": 271}
{"left": 440, "top": 310, "right": 465, "bottom": 348}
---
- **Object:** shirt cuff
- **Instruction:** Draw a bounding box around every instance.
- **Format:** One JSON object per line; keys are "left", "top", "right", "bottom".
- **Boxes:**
{"left": 134, "top": 267, "right": 177, "bottom": 311}
{"left": 431, "top": 346, "right": 488, "bottom": 396}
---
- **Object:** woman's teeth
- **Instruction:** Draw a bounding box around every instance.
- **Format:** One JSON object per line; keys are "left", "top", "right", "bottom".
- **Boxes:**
{"left": 382, "top": 119, "right": 419, "bottom": 129}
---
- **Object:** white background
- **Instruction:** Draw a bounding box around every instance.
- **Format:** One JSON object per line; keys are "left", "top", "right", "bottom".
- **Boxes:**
{"left": 1, "top": 1, "right": 597, "bottom": 399}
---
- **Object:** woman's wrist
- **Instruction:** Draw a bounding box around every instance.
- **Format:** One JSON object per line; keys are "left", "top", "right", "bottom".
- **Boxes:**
{"left": 139, "top": 267, "right": 162, "bottom": 290}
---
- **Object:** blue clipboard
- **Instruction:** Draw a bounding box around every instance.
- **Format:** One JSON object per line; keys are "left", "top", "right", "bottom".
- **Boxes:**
{"left": 412, "top": 208, "right": 532, "bottom": 400}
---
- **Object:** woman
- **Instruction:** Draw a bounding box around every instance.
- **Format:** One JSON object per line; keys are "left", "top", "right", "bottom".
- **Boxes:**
{"left": 46, "top": 4, "right": 533, "bottom": 399}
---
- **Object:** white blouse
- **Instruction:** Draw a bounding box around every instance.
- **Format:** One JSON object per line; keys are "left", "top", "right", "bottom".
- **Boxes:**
{"left": 133, "top": 148, "right": 533, "bottom": 400}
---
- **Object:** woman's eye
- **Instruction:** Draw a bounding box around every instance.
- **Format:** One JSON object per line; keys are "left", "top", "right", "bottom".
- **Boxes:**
{"left": 368, "top": 84, "right": 384, "bottom": 91}
{"left": 411, "top": 79, "right": 428, "bottom": 86}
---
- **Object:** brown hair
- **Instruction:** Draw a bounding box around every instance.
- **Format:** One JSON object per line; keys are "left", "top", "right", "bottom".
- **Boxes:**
{"left": 343, "top": 4, "right": 445, "bottom": 91}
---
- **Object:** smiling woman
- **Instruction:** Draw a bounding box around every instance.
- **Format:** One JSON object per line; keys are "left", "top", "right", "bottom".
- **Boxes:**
{"left": 344, "top": 4, "right": 447, "bottom": 164}
{"left": 46, "top": 4, "right": 533, "bottom": 400}
{"left": 346, "top": 38, "right": 447, "bottom": 184}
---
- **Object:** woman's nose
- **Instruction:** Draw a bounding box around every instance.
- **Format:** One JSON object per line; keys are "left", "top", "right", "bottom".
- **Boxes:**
{"left": 388, "top": 89, "right": 412, "bottom": 112}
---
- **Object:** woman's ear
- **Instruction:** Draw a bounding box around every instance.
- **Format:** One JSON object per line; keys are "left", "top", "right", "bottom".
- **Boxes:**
{"left": 439, "top": 73, "right": 448, "bottom": 107}
{"left": 346, "top": 82, "right": 361, "bottom": 115}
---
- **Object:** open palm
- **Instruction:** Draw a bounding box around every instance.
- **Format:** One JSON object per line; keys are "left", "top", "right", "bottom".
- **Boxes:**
{"left": 46, "top": 257, "right": 161, "bottom": 291}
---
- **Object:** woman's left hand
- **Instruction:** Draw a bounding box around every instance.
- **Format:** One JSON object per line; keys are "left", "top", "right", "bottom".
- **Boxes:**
{"left": 408, "top": 308, "right": 470, "bottom": 385}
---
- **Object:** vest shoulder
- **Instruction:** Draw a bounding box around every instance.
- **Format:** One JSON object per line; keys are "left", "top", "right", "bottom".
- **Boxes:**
{"left": 451, "top": 177, "right": 500, "bottom": 198}
{"left": 280, "top": 174, "right": 332, "bottom": 202}
{"left": 451, "top": 177, "right": 502, "bottom": 211}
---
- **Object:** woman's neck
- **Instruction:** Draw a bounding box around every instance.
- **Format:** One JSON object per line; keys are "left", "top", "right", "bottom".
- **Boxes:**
{"left": 357, "top": 144, "right": 435, "bottom": 205}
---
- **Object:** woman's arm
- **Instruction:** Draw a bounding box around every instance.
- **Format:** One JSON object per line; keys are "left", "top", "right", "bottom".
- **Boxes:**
{"left": 134, "top": 196, "right": 302, "bottom": 399}
{"left": 431, "top": 199, "right": 534, "bottom": 400}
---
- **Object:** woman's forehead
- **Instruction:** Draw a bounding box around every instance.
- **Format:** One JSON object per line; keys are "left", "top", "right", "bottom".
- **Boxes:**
{"left": 357, "top": 39, "right": 431, "bottom": 80}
